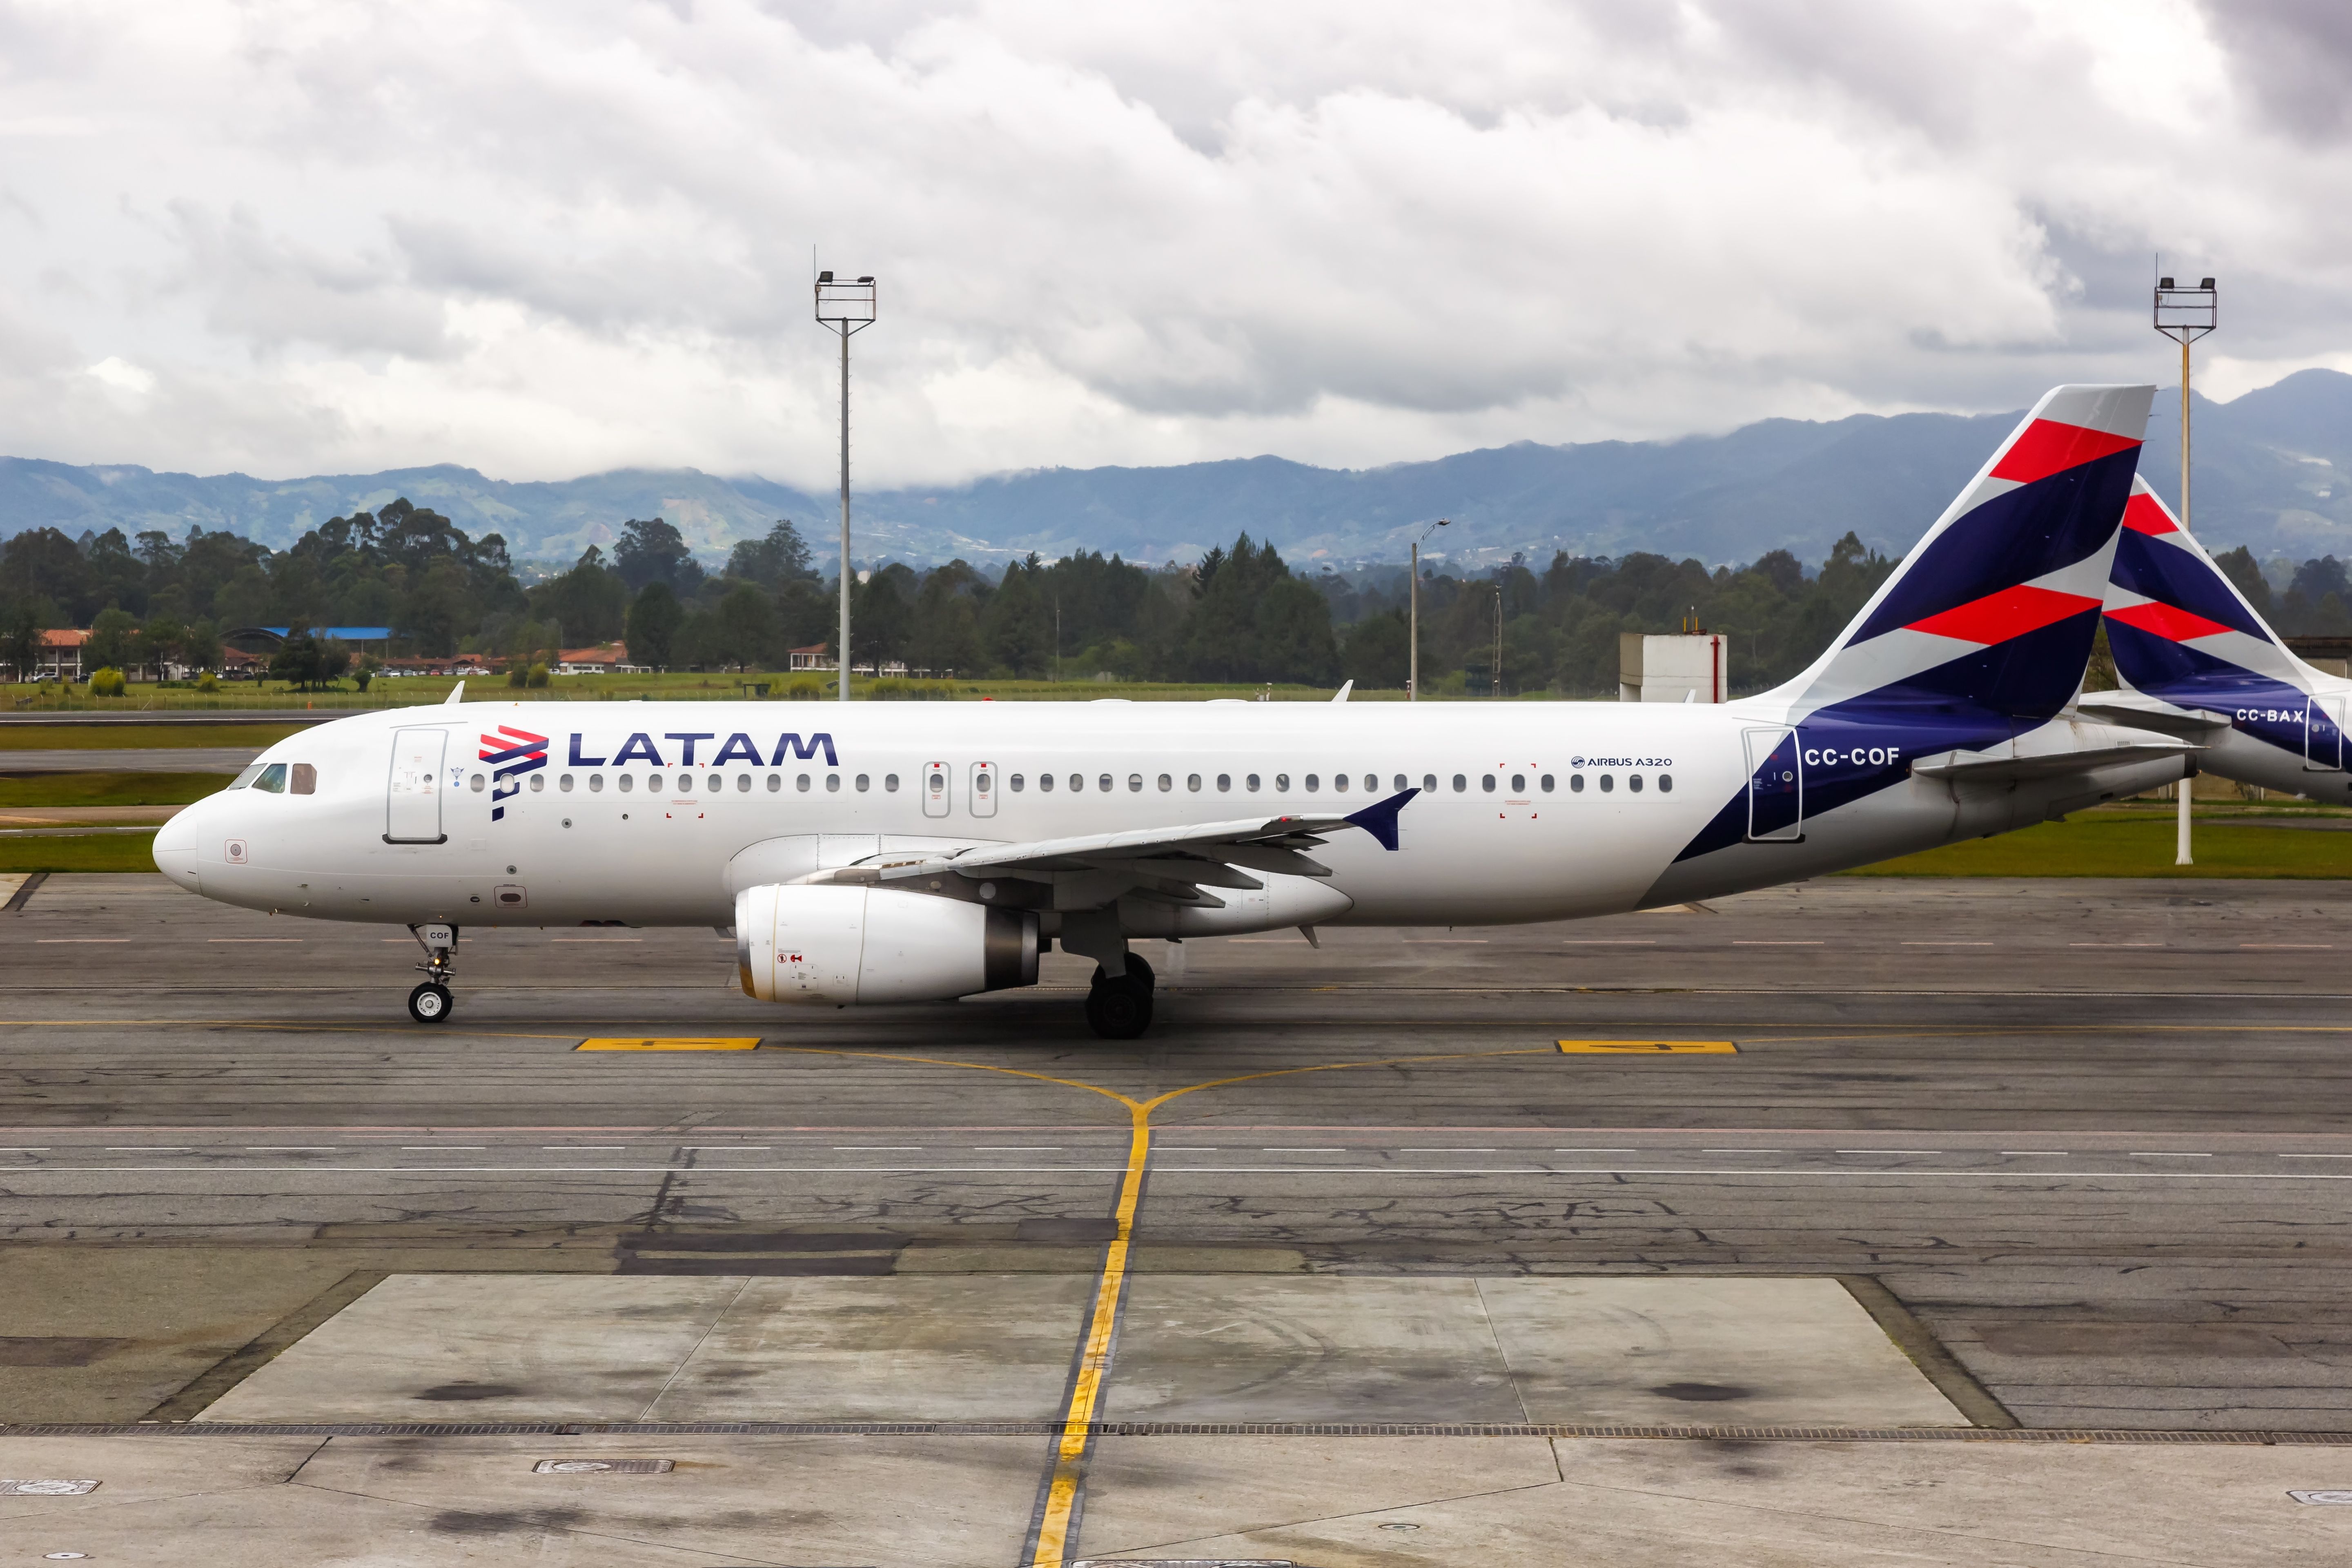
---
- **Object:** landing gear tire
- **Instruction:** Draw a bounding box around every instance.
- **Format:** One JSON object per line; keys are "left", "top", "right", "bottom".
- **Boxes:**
{"left": 408, "top": 982, "right": 454, "bottom": 1024}
{"left": 1084, "top": 974, "right": 1153, "bottom": 1040}
{"left": 1123, "top": 953, "right": 1156, "bottom": 993}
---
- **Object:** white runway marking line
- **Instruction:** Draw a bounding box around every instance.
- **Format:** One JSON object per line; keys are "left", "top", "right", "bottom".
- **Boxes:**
{"left": 2283, "top": 1154, "right": 2352, "bottom": 1159}
{"left": 1402, "top": 1147, "right": 1497, "bottom": 1152}
{"left": 2129, "top": 1151, "right": 2213, "bottom": 1158}
{"left": 832, "top": 1145, "right": 923, "bottom": 1150}
{"left": 2002, "top": 1150, "right": 2070, "bottom": 1156}
{"left": 35, "top": 938, "right": 129, "bottom": 943}
{"left": 973, "top": 1146, "right": 1064, "bottom": 1150}
{"left": 1701, "top": 1148, "right": 1781, "bottom": 1154}
{"left": 1555, "top": 1147, "right": 1639, "bottom": 1152}
{"left": 1836, "top": 1149, "right": 1943, "bottom": 1155}
{"left": 2069, "top": 942, "right": 2163, "bottom": 947}
{"left": 1732, "top": 940, "right": 1822, "bottom": 945}
{"left": 207, "top": 938, "right": 302, "bottom": 943}
{"left": 2242, "top": 943, "right": 2334, "bottom": 949}
{"left": 402, "top": 1145, "right": 483, "bottom": 1150}
{"left": 1561, "top": 939, "right": 1657, "bottom": 944}
{"left": 244, "top": 1146, "right": 337, "bottom": 1152}
{"left": 1264, "top": 1147, "right": 1346, "bottom": 1152}
{"left": 1902, "top": 940, "right": 1993, "bottom": 946}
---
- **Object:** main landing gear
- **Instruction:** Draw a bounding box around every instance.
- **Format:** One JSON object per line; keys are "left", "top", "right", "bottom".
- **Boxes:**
{"left": 406, "top": 922, "right": 459, "bottom": 1024}
{"left": 1085, "top": 952, "right": 1155, "bottom": 1040}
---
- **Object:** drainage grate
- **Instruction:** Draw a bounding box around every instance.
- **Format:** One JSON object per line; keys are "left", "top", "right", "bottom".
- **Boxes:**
{"left": 534, "top": 1459, "right": 674, "bottom": 1474}
{"left": 1, "top": 1479, "right": 99, "bottom": 1496}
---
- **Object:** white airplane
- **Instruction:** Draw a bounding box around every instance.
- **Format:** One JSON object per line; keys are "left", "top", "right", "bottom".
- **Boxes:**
{"left": 156, "top": 384, "right": 2190, "bottom": 1039}
{"left": 2079, "top": 479, "right": 2352, "bottom": 801}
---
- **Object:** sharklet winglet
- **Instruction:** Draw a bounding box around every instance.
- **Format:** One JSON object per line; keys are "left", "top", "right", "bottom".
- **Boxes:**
{"left": 1344, "top": 786, "right": 1419, "bottom": 851}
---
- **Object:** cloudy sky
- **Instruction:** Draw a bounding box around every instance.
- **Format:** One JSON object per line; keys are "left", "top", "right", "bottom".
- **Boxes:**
{"left": 2, "top": 0, "right": 2348, "bottom": 488}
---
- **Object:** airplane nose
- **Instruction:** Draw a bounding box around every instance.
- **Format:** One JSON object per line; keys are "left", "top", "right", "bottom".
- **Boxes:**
{"left": 152, "top": 799, "right": 204, "bottom": 890}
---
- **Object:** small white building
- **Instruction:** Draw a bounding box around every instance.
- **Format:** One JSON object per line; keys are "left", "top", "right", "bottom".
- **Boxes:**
{"left": 1619, "top": 632, "right": 1728, "bottom": 703}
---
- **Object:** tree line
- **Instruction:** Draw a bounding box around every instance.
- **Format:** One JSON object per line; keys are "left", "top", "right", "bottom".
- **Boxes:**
{"left": 20, "top": 499, "right": 2338, "bottom": 693}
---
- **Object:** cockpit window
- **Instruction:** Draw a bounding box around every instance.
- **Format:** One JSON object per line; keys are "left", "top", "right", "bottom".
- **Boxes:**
{"left": 227, "top": 764, "right": 264, "bottom": 790}
{"left": 251, "top": 763, "right": 288, "bottom": 794}
{"left": 290, "top": 763, "right": 317, "bottom": 795}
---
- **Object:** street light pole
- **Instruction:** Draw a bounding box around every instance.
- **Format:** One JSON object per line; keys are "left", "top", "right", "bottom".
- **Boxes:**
{"left": 814, "top": 271, "right": 878, "bottom": 701}
{"left": 2155, "top": 273, "right": 2216, "bottom": 864}
{"left": 1409, "top": 518, "right": 1449, "bottom": 702}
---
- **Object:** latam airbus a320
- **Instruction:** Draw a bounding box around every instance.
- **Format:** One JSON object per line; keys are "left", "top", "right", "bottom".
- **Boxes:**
{"left": 155, "top": 384, "right": 2192, "bottom": 1038}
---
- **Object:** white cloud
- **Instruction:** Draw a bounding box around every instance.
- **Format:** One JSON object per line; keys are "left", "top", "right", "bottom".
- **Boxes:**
{"left": 0, "top": 0, "right": 2348, "bottom": 487}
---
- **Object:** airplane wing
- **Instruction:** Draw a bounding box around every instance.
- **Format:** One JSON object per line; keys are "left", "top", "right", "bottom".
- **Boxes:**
{"left": 804, "top": 788, "right": 1419, "bottom": 906}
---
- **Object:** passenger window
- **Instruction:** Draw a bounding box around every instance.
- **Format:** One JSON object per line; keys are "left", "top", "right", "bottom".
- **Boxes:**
{"left": 706, "top": 773, "right": 721, "bottom": 793}
{"left": 1423, "top": 774, "right": 1436, "bottom": 792}
{"left": 1451, "top": 774, "right": 1466, "bottom": 792}
{"left": 1510, "top": 774, "right": 1525, "bottom": 793}
{"left": 470, "top": 773, "right": 487, "bottom": 792}
{"left": 1481, "top": 775, "right": 1495, "bottom": 793}
{"left": 1246, "top": 773, "right": 1260, "bottom": 791}
{"left": 1540, "top": 774, "right": 1554, "bottom": 792}
{"left": 1630, "top": 774, "right": 1644, "bottom": 793}
{"left": 826, "top": 774, "right": 841, "bottom": 792}
{"left": 290, "top": 763, "right": 317, "bottom": 795}
{"left": 648, "top": 774, "right": 664, "bottom": 793}
{"left": 1100, "top": 774, "right": 1114, "bottom": 792}
{"left": 977, "top": 772, "right": 992, "bottom": 795}
{"left": 1275, "top": 773, "right": 1291, "bottom": 791}
{"left": 927, "top": 771, "right": 943, "bottom": 793}
{"left": 1600, "top": 774, "right": 1615, "bottom": 793}
{"left": 1156, "top": 774, "right": 1170, "bottom": 791}
{"left": 252, "top": 763, "right": 288, "bottom": 793}
{"left": 1365, "top": 775, "right": 1378, "bottom": 793}
{"left": 1570, "top": 774, "right": 1584, "bottom": 793}
{"left": 857, "top": 773, "right": 871, "bottom": 791}
{"left": 1126, "top": 774, "right": 1143, "bottom": 793}
{"left": 1187, "top": 774, "right": 1202, "bottom": 792}
{"left": 1071, "top": 775, "right": 1085, "bottom": 792}
{"left": 885, "top": 773, "right": 900, "bottom": 792}
{"left": 1659, "top": 773, "right": 1673, "bottom": 793}
{"left": 767, "top": 773, "right": 782, "bottom": 792}
{"left": 1040, "top": 773, "right": 1055, "bottom": 792}
{"left": 797, "top": 774, "right": 812, "bottom": 792}
{"left": 1010, "top": 774, "right": 1025, "bottom": 792}
{"left": 590, "top": 774, "right": 606, "bottom": 793}
{"left": 561, "top": 774, "right": 575, "bottom": 793}
{"left": 1305, "top": 774, "right": 1320, "bottom": 792}
{"left": 739, "top": 775, "right": 753, "bottom": 793}
{"left": 618, "top": 775, "right": 635, "bottom": 793}
{"left": 1217, "top": 773, "right": 1231, "bottom": 792}
{"left": 529, "top": 774, "right": 544, "bottom": 793}
{"left": 1333, "top": 774, "right": 1348, "bottom": 792}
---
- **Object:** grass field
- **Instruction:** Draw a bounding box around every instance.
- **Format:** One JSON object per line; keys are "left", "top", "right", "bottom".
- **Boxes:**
{"left": 1846, "top": 811, "right": 2352, "bottom": 878}
{"left": 0, "top": 723, "right": 309, "bottom": 750}
{"left": 0, "top": 773, "right": 229, "bottom": 808}
{"left": 0, "top": 833, "right": 160, "bottom": 874}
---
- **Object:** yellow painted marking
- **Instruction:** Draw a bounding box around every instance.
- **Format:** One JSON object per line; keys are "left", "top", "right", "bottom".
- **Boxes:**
{"left": 575, "top": 1036, "right": 761, "bottom": 1052}
{"left": 1558, "top": 1039, "right": 1738, "bottom": 1054}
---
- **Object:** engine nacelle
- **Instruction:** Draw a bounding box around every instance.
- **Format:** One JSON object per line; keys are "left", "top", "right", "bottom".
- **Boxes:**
{"left": 735, "top": 883, "right": 1038, "bottom": 1005}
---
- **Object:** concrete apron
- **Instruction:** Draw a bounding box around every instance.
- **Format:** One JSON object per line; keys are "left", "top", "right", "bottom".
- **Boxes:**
{"left": 0, "top": 1433, "right": 2347, "bottom": 1567}
{"left": 192, "top": 1273, "right": 1964, "bottom": 1427}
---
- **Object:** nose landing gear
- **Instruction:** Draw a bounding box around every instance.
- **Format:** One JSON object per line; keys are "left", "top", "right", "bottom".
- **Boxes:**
{"left": 406, "top": 922, "right": 459, "bottom": 1024}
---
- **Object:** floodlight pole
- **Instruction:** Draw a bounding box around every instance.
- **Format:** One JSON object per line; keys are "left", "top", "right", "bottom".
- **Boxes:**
{"left": 2154, "top": 275, "right": 2216, "bottom": 864}
{"left": 1409, "top": 518, "right": 1449, "bottom": 701}
{"left": 815, "top": 272, "right": 878, "bottom": 701}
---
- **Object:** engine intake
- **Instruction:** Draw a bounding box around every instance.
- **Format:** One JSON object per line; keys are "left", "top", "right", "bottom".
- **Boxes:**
{"left": 735, "top": 884, "right": 1038, "bottom": 1005}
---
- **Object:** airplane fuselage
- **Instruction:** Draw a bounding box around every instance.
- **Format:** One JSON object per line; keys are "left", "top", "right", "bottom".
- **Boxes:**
{"left": 156, "top": 695, "right": 2184, "bottom": 933}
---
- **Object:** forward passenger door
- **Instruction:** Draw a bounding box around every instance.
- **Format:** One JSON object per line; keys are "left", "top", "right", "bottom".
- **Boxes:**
{"left": 386, "top": 728, "right": 448, "bottom": 844}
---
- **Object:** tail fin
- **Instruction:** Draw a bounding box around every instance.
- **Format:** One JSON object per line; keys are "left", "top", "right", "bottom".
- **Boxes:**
{"left": 2104, "top": 478, "right": 2312, "bottom": 700}
{"left": 1776, "top": 383, "right": 2154, "bottom": 735}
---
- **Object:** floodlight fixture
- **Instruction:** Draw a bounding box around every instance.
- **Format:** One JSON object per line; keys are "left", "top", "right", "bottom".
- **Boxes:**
{"left": 2154, "top": 269, "right": 2216, "bottom": 864}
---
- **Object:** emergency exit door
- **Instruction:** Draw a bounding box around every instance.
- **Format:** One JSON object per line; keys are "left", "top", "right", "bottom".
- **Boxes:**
{"left": 386, "top": 728, "right": 448, "bottom": 844}
{"left": 970, "top": 761, "right": 998, "bottom": 817}
{"left": 921, "top": 761, "right": 951, "bottom": 817}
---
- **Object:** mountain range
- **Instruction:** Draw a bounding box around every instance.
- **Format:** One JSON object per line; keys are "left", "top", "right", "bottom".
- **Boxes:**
{"left": 4, "top": 370, "right": 2347, "bottom": 575}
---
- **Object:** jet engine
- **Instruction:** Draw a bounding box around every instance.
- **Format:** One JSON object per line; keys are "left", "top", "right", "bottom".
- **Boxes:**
{"left": 735, "top": 883, "right": 1038, "bottom": 1005}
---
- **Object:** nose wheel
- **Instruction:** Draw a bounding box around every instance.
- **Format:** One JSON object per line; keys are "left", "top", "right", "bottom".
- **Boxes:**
{"left": 405, "top": 922, "right": 459, "bottom": 1025}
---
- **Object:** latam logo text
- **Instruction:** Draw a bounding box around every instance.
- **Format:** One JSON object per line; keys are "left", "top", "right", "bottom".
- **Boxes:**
{"left": 1802, "top": 745, "right": 1904, "bottom": 768}
{"left": 480, "top": 725, "right": 550, "bottom": 820}
{"left": 566, "top": 732, "right": 839, "bottom": 768}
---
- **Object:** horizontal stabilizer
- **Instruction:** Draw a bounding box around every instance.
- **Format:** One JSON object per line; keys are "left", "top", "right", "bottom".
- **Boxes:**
{"left": 2075, "top": 693, "right": 2232, "bottom": 738}
{"left": 1911, "top": 717, "right": 2196, "bottom": 784}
